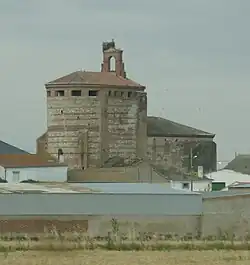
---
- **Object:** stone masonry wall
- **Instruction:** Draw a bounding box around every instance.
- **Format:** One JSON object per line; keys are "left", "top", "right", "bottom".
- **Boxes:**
{"left": 106, "top": 91, "right": 147, "bottom": 163}
{"left": 147, "top": 136, "right": 216, "bottom": 174}
{"left": 47, "top": 89, "right": 101, "bottom": 168}
{"left": 202, "top": 195, "right": 250, "bottom": 238}
{"left": 46, "top": 87, "right": 147, "bottom": 169}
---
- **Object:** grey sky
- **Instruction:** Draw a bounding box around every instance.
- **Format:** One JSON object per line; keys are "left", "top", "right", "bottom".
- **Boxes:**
{"left": 0, "top": 0, "right": 249, "bottom": 162}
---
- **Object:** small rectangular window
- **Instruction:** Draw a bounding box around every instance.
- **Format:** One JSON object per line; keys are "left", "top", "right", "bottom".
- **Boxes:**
{"left": 128, "top": 91, "right": 132, "bottom": 97}
{"left": 89, "top": 90, "right": 98, "bottom": 97}
{"left": 182, "top": 183, "right": 190, "bottom": 189}
{"left": 71, "top": 90, "right": 82, "bottom": 96}
{"left": 56, "top": 90, "right": 64, "bottom": 96}
{"left": 47, "top": 91, "right": 51, "bottom": 97}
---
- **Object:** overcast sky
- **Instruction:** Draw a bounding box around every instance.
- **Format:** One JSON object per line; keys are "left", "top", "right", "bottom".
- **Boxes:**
{"left": 0, "top": 0, "right": 249, "bottom": 162}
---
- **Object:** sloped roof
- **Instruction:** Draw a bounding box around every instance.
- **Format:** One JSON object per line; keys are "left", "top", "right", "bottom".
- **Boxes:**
{"left": 0, "top": 154, "right": 66, "bottom": 168}
{"left": 224, "top": 155, "right": 250, "bottom": 175}
{"left": 68, "top": 160, "right": 168, "bottom": 183}
{"left": 68, "top": 169, "right": 142, "bottom": 183}
{"left": 206, "top": 169, "right": 250, "bottom": 187}
{"left": 68, "top": 167, "right": 167, "bottom": 183}
{"left": 228, "top": 182, "right": 250, "bottom": 188}
{"left": 46, "top": 71, "right": 145, "bottom": 89}
{"left": 147, "top": 116, "right": 215, "bottom": 138}
{"left": 0, "top": 141, "right": 29, "bottom": 155}
{"left": 152, "top": 165, "right": 211, "bottom": 181}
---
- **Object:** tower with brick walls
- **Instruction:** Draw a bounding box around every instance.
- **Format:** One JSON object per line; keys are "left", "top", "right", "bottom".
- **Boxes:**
{"left": 37, "top": 40, "right": 147, "bottom": 169}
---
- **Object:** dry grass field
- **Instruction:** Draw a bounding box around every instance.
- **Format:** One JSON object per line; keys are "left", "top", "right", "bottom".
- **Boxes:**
{"left": 0, "top": 250, "right": 249, "bottom": 265}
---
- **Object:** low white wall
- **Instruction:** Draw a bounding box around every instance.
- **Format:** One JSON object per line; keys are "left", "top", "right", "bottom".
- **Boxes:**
{"left": 171, "top": 180, "right": 212, "bottom": 192}
{"left": 0, "top": 166, "right": 5, "bottom": 179}
{"left": 4, "top": 166, "right": 67, "bottom": 182}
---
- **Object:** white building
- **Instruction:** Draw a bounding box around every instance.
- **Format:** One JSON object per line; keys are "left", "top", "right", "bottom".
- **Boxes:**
{"left": 206, "top": 169, "right": 250, "bottom": 190}
{"left": 0, "top": 154, "right": 68, "bottom": 183}
{"left": 170, "top": 178, "right": 212, "bottom": 192}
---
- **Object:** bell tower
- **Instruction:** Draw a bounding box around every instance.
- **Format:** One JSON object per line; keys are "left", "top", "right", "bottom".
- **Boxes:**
{"left": 101, "top": 40, "right": 126, "bottom": 78}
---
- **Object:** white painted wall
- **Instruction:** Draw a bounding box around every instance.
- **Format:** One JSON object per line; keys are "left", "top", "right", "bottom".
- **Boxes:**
{"left": 0, "top": 166, "right": 68, "bottom": 183}
{"left": 171, "top": 180, "right": 212, "bottom": 192}
{"left": 0, "top": 166, "right": 5, "bottom": 179}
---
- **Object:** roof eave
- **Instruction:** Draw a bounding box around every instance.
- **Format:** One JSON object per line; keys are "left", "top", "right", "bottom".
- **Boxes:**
{"left": 45, "top": 83, "right": 145, "bottom": 90}
{"left": 147, "top": 133, "right": 215, "bottom": 139}
{"left": 3, "top": 164, "right": 68, "bottom": 169}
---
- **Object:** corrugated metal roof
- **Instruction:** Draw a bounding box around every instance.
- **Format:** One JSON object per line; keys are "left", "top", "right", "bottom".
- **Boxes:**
{"left": 229, "top": 183, "right": 250, "bottom": 188}
{"left": 70, "top": 183, "right": 200, "bottom": 195}
{"left": 0, "top": 183, "right": 201, "bottom": 195}
{"left": 0, "top": 183, "right": 83, "bottom": 194}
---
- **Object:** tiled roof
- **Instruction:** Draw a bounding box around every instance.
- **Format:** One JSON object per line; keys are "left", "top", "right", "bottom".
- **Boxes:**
{"left": 46, "top": 71, "right": 145, "bottom": 88}
{"left": 0, "top": 154, "right": 66, "bottom": 168}
{"left": 147, "top": 116, "right": 215, "bottom": 138}
{"left": 0, "top": 141, "right": 29, "bottom": 154}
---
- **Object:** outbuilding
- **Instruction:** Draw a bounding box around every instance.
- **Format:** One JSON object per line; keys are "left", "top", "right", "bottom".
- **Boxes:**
{"left": 0, "top": 154, "right": 68, "bottom": 183}
{"left": 0, "top": 182, "right": 202, "bottom": 236}
{"left": 70, "top": 183, "right": 203, "bottom": 236}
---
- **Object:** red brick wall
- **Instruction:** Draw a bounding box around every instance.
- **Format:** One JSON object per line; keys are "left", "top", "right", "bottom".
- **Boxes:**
{"left": 0, "top": 218, "right": 88, "bottom": 234}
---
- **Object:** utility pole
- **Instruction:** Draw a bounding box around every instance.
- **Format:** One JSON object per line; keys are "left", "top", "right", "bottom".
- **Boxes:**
{"left": 150, "top": 166, "right": 153, "bottom": 183}
{"left": 190, "top": 148, "right": 193, "bottom": 169}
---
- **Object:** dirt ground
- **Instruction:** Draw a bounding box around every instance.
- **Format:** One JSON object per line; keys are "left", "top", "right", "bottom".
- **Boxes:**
{"left": 0, "top": 250, "right": 249, "bottom": 265}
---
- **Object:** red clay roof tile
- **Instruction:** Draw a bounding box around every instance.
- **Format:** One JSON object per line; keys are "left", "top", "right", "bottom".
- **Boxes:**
{"left": 46, "top": 71, "right": 145, "bottom": 88}
{"left": 0, "top": 154, "right": 66, "bottom": 168}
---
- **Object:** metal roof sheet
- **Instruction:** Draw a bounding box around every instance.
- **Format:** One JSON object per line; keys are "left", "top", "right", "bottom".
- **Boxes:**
{"left": 70, "top": 183, "right": 200, "bottom": 195}
{"left": 230, "top": 183, "right": 250, "bottom": 188}
{"left": 0, "top": 183, "right": 82, "bottom": 194}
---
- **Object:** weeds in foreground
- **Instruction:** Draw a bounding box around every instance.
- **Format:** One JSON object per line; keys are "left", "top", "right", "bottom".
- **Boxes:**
{"left": 0, "top": 240, "right": 250, "bottom": 252}
{"left": 1, "top": 218, "right": 250, "bottom": 252}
